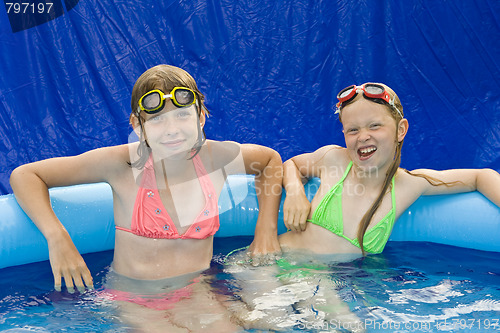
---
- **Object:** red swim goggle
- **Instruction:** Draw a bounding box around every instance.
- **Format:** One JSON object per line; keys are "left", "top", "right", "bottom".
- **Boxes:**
{"left": 336, "top": 83, "right": 403, "bottom": 118}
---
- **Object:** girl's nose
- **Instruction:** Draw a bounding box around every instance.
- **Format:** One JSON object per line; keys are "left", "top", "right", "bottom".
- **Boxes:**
{"left": 163, "top": 119, "right": 180, "bottom": 136}
{"left": 357, "top": 128, "right": 371, "bottom": 142}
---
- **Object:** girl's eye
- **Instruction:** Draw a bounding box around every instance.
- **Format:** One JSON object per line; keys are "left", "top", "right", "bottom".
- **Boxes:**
{"left": 370, "top": 123, "right": 381, "bottom": 129}
{"left": 177, "top": 111, "right": 191, "bottom": 118}
{"left": 147, "top": 114, "right": 165, "bottom": 123}
{"left": 346, "top": 128, "right": 358, "bottom": 134}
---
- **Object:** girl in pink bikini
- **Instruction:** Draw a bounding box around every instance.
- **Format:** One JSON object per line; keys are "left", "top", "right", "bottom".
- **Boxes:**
{"left": 10, "top": 64, "right": 283, "bottom": 332}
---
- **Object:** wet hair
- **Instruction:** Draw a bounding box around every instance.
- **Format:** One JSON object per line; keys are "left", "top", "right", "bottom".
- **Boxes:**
{"left": 129, "top": 65, "right": 209, "bottom": 169}
{"left": 338, "top": 83, "right": 458, "bottom": 255}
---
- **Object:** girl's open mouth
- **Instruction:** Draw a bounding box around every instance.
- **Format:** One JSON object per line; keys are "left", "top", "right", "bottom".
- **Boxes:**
{"left": 358, "top": 146, "right": 377, "bottom": 160}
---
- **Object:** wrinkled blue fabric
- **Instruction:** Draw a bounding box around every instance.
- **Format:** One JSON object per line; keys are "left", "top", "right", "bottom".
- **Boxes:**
{"left": 0, "top": 0, "right": 499, "bottom": 194}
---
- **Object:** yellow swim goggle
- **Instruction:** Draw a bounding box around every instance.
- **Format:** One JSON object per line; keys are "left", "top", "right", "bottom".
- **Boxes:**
{"left": 138, "top": 87, "right": 196, "bottom": 114}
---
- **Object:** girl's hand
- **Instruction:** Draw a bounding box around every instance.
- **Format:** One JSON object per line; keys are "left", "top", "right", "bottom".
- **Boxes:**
{"left": 283, "top": 193, "right": 311, "bottom": 232}
{"left": 248, "top": 230, "right": 281, "bottom": 266}
{"left": 47, "top": 232, "right": 93, "bottom": 293}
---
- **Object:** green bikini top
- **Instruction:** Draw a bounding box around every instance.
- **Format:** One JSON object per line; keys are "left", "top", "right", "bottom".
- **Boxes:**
{"left": 308, "top": 161, "right": 396, "bottom": 254}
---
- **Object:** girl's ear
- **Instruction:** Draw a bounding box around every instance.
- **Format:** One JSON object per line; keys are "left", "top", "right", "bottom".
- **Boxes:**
{"left": 199, "top": 109, "right": 206, "bottom": 128}
{"left": 130, "top": 113, "right": 147, "bottom": 142}
{"left": 397, "top": 118, "right": 409, "bottom": 143}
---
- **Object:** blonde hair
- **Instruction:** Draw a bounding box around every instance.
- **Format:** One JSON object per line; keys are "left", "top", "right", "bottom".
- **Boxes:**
{"left": 338, "top": 83, "right": 404, "bottom": 255}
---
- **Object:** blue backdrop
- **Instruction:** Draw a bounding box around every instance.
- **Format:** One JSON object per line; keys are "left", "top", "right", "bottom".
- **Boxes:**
{"left": 0, "top": 0, "right": 499, "bottom": 194}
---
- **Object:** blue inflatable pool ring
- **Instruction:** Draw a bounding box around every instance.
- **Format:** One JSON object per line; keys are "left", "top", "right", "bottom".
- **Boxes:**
{"left": 1, "top": 176, "right": 499, "bottom": 269}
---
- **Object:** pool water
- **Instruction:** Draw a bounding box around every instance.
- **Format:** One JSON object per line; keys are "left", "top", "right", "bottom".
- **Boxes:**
{"left": 1, "top": 237, "right": 499, "bottom": 332}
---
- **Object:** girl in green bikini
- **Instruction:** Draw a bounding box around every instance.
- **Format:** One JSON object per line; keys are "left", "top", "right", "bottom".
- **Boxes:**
{"left": 231, "top": 83, "right": 500, "bottom": 332}
{"left": 279, "top": 83, "right": 500, "bottom": 255}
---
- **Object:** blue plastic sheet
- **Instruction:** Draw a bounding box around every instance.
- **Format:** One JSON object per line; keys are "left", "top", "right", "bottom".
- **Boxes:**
{"left": 0, "top": 0, "right": 499, "bottom": 194}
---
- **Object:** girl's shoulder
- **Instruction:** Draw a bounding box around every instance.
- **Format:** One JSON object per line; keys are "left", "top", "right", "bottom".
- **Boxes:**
{"left": 204, "top": 139, "right": 240, "bottom": 155}
{"left": 201, "top": 140, "right": 243, "bottom": 172}
{"left": 395, "top": 168, "right": 443, "bottom": 188}
{"left": 316, "top": 145, "right": 349, "bottom": 168}
{"left": 79, "top": 143, "right": 139, "bottom": 182}
{"left": 392, "top": 170, "right": 421, "bottom": 217}
{"left": 393, "top": 168, "right": 431, "bottom": 203}
{"left": 90, "top": 143, "right": 136, "bottom": 166}
{"left": 293, "top": 145, "right": 348, "bottom": 180}
{"left": 394, "top": 168, "right": 426, "bottom": 186}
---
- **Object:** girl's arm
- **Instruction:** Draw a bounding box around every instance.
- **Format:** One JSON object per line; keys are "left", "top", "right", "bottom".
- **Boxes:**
{"left": 239, "top": 144, "right": 283, "bottom": 262}
{"left": 9, "top": 145, "right": 127, "bottom": 292}
{"left": 412, "top": 168, "right": 500, "bottom": 207}
{"left": 283, "top": 145, "right": 342, "bottom": 232}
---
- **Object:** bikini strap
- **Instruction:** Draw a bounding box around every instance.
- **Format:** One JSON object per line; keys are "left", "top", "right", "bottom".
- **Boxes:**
{"left": 192, "top": 154, "right": 217, "bottom": 199}
{"left": 340, "top": 161, "right": 353, "bottom": 182}
{"left": 390, "top": 176, "right": 396, "bottom": 214}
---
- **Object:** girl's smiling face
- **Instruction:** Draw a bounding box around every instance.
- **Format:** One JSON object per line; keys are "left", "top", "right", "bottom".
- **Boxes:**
{"left": 141, "top": 101, "right": 204, "bottom": 161}
{"left": 341, "top": 97, "right": 407, "bottom": 173}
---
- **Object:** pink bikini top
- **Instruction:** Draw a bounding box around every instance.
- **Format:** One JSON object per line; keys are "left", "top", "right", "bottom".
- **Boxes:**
{"left": 116, "top": 154, "right": 220, "bottom": 239}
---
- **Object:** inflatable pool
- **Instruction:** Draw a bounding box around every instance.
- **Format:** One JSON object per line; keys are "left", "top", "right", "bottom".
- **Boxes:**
{"left": 1, "top": 175, "right": 499, "bottom": 269}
